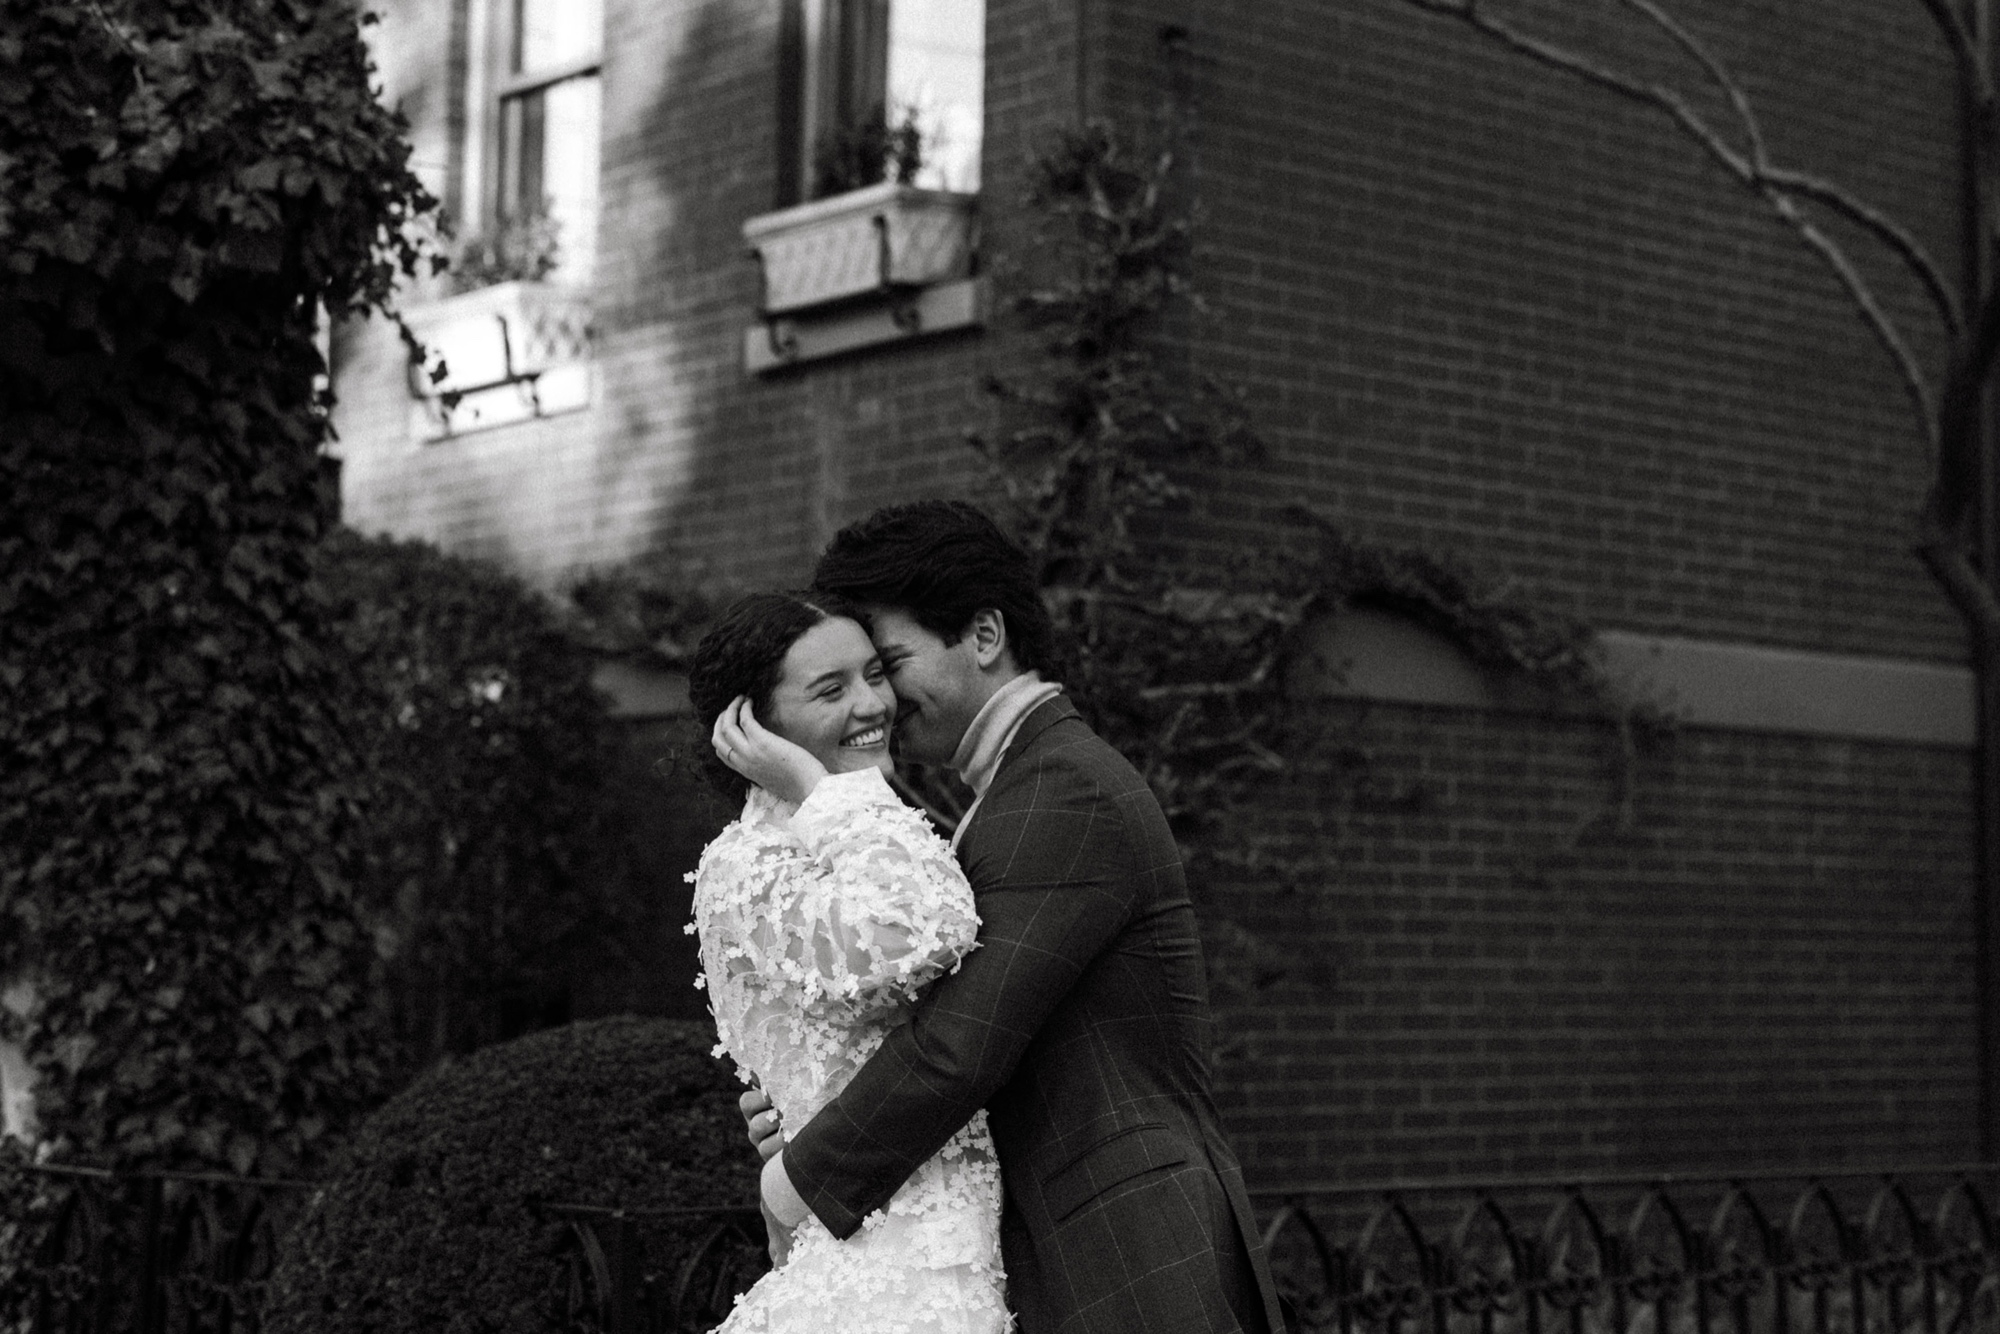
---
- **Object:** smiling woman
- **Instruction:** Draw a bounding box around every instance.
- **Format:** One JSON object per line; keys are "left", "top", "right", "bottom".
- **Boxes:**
{"left": 686, "top": 591, "right": 890, "bottom": 803}
{"left": 764, "top": 617, "right": 898, "bottom": 782}
{"left": 683, "top": 593, "right": 1008, "bottom": 1334}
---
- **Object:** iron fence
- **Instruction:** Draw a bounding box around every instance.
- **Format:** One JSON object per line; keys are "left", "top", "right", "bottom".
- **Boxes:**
{"left": 548, "top": 1204, "right": 769, "bottom": 1334}
{"left": 2, "top": 1165, "right": 768, "bottom": 1334}
{"left": 1253, "top": 1163, "right": 2000, "bottom": 1334}
{"left": 12, "top": 1161, "right": 1997, "bottom": 1334}
{"left": 8, "top": 1164, "right": 309, "bottom": 1334}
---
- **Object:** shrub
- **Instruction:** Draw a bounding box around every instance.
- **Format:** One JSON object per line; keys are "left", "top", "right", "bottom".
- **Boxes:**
{"left": 446, "top": 208, "right": 563, "bottom": 294}
{"left": 318, "top": 528, "right": 639, "bottom": 1075}
{"left": 813, "top": 103, "right": 924, "bottom": 197}
{"left": 263, "top": 1016, "right": 757, "bottom": 1334}
{"left": 0, "top": 1139, "right": 38, "bottom": 1334}
{"left": 0, "top": 0, "right": 435, "bottom": 1174}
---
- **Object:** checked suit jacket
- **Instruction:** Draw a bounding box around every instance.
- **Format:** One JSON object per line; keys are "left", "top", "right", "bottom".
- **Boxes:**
{"left": 781, "top": 695, "right": 1286, "bottom": 1334}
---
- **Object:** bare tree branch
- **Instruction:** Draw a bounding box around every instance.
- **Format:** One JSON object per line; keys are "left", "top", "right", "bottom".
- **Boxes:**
{"left": 1762, "top": 167, "right": 1964, "bottom": 337}
{"left": 1612, "top": 0, "right": 1767, "bottom": 167}
{"left": 1407, "top": 0, "right": 1951, "bottom": 456}
{"left": 1617, "top": 0, "right": 1964, "bottom": 338}
{"left": 1913, "top": 0, "right": 1992, "bottom": 105}
{"left": 1409, "top": 0, "right": 1682, "bottom": 122}
{"left": 1415, "top": 2, "right": 1764, "bottom": 186}
{"left": 1927, "top": 291, "right": 2000, "bottom": 537}
{"left": 1762, "top": 192, "right": 1940, "bottom": 446}
{"left": 1918, "top": 535, "right": 2000, "bottom": 661}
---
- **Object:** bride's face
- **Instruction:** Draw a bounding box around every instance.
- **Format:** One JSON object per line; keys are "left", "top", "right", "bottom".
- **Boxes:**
{"left": 765, "top": 616, "right": 898, "bottom": 779}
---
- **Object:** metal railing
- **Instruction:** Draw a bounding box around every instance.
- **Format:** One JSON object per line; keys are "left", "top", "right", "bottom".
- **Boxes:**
{"left": 14, "top": 1160, "right": 1996, "bottom": 1334}
{"left": 1253, "top": 1163, "right": 2000, "bottom": 1334}
{"left": 10, "top": 1164, "right": 309, "bottom": 1334}
{"left": 3, "top": 1165, "right": 768, "bottom": 1334}
{"left": 548, "top": 1203, "right": 769, "bottom": 1334}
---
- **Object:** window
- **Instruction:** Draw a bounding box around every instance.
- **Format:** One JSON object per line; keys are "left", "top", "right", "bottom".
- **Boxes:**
{"left": 780, "top": 0, "right": 983, "bottom": 203}
{"left": 490, "top": 0, "right": 602, "bottom": 283}
{"left": 886, "top": 0, "right": 982, "bottom": 192}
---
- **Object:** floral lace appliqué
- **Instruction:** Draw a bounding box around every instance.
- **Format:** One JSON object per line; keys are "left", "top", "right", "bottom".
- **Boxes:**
{"left": 689, "top": 768, "right": 1010, "bottom": 1334}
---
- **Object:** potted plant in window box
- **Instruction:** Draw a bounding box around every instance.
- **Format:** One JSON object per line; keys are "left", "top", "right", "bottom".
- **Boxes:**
{"left": 743, "top": 108, "right": 978, "bottom": 315}
{"left": 401, "top": 214, "right": 595, "bottom": 437}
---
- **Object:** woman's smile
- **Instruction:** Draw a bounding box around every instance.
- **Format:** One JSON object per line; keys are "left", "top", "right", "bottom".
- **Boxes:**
{"left": 764, "top": 617, "right": 899, "bottom": 779}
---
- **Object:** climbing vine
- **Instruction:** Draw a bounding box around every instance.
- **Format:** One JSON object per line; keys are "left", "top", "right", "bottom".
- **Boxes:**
{"left": 0, "top": 0, "right": 438, "bottom": 1174}
{"left": 577, "top": 123, "right": 1653, "bottom": 885}
{"left": 972, "top": 121, "right": 1657, "bottom": 890}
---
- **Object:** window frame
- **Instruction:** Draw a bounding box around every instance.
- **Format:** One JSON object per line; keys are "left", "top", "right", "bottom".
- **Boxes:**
{"left": 469, "top": 0, "right": 604, "bottom": 272}
{"left": 778, "top": 0, "right": 892, "bottom": 207}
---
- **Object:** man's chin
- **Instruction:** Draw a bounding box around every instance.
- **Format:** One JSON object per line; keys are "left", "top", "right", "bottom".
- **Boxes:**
{"left": 888, "top": 717, "right": 943, "bottom": 767}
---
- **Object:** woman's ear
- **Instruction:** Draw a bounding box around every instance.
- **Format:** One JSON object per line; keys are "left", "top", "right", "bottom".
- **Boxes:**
{"left": 969, "top": 608, "right": 1009, "bottom": 669}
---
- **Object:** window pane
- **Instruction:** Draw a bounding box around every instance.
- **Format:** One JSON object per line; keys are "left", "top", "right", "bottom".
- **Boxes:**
{"left": 514, "top": 0, "right": 602, "bottom": 74}
{"left": 500, "top": 88, "right": 547, "bottom": 216}
{"left": 538, "top": 74, "right": 600, "bottom": 282}
{"left": 887, "top": 0, "right": 982, "bottom": 192}
{"left": 496, "top": 74, "right": 599, "bottom": 283}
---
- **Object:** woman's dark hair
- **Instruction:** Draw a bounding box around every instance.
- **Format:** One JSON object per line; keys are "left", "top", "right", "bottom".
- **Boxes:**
{"left": 810, "top": 500, "right": 1054, "bottom": 674}
{"left": 686, "top": 590, "right": 861, "bottom": 799}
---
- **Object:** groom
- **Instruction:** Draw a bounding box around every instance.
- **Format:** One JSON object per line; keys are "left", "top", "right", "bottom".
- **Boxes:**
{"left": 746, "top": 500, "right": 1285, "bottom": 1334}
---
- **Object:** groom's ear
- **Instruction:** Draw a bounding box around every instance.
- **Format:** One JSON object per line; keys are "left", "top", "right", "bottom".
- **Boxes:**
{"left": 967, "top": 608, "right": 1009, "bottom": 669}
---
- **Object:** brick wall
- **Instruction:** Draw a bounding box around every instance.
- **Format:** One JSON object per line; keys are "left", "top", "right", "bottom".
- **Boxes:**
{"left": 1208, "top": 702, "right": 1978, "bottom": 1183}
{"left": 333, "top": 0, "right": 1983, "bottom": 1185}
{"left": 342, "top": 0, "right": 1966, "bottom": 648}
{"left": 337, "top": 0, "right": 1078, "bottom": 589}
{"left": 1097, "top": 0, "right": 1966, "bottom": 664}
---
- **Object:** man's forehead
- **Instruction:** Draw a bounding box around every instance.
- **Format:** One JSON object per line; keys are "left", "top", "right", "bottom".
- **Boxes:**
{"left": 858, "top": 603, "right": 923, "bottom": 646}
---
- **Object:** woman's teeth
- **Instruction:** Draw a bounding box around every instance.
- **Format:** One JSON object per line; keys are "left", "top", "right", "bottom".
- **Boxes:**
{"left": 840, "top": 726, "right": 885, "bottom": 748}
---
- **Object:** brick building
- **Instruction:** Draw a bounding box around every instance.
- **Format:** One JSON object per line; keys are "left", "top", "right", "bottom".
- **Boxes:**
{"left": 330, "top": 0, "right": 1982, "bottom": 1186}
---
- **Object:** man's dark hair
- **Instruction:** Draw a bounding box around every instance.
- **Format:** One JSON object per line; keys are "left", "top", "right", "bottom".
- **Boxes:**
{"left": 811, "top": 501, "right": 1054, "bottom": 674}
{"left": 686, "top": 589, "right": 861, "bottom": 799}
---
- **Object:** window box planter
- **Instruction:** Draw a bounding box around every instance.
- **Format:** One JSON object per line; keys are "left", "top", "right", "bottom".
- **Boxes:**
{"left": 739, "top": 183, "right": 982, "bottom": 372}
{"left": 743, "top": 182, "right": 977, "bottom": 314}
{"left": 402, "top": 279, "right": 593, "bottom": 440}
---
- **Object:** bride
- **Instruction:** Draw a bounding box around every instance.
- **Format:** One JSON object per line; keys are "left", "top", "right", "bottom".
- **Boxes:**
{"left": 686, "top": 591, "right": 1012, "bottom": 1334}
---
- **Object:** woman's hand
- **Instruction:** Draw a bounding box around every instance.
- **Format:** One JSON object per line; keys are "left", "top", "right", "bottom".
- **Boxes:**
{"left": 712, "top": 696, "right": 828, "bottom": 805}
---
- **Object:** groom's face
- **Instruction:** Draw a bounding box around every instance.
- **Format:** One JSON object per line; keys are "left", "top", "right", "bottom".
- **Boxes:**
{"left": 863, "top": 605, "right": 985, "bottom": 766}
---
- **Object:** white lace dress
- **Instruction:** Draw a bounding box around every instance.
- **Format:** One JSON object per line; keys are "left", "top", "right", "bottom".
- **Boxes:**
{"left": 688, "top": 767, "right": 1010, "bottom": 1334}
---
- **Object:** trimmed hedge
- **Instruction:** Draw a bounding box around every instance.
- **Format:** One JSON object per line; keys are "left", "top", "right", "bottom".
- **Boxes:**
{"left": 263, "top": 1016, "right": 756, "bottom": 1334}
{"left": 0, "top": 1138, "right": 37, "bottom": 1334}
{"left": 318, "top": 527, "right": 633, "bottom": 1072}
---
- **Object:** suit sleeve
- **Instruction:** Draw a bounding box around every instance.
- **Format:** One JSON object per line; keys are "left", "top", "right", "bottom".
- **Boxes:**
{"left": 780, "top": 756, "right": 1134, "bottom": 1237}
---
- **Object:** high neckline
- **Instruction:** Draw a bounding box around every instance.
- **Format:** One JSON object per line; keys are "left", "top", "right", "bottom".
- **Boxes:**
{"left": 949, "top": 672, "right": 1062, "bottom": 799}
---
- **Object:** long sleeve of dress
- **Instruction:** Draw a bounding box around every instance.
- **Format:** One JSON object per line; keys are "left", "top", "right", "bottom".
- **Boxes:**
{"left": 690, "top": 768, "right": 981, "bottom": 1111}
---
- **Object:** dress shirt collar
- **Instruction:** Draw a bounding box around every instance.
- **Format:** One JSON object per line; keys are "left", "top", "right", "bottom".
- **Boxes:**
{"left": 948, "top": 672, "right": 1062, "bottom": 798}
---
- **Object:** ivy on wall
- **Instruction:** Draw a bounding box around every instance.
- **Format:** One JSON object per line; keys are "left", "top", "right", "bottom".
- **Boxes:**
{"left": 0, "top": 0, "right": 437, "bottom": 1174}
{"left": 578, "top": 123, "right": 1654, "bottom": 886}
{"left": 972, "top": 123, "right": 1654, "bottom": 880}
